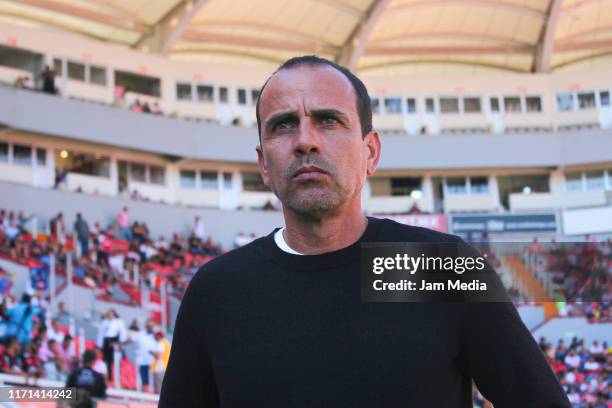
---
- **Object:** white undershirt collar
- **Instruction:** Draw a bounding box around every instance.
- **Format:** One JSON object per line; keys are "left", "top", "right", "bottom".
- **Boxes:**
{"left": 274, "top": 227, "right": 304, "bottom": 255}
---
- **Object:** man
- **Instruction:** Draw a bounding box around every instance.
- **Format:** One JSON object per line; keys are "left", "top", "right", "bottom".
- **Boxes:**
{"left": 160, "top": 56, "right": 570, "bottom": 407}
{"left": 73, "top": 213, "right": 90, "bottom": 257}
{"left": 133, "top": 319, "right": 161, "bottom": 392}
{"left": 116, "top": 207, "right": 131, "bottom": 241}
{"left": 66, "top": 349, "right": 107, "bottom": 399}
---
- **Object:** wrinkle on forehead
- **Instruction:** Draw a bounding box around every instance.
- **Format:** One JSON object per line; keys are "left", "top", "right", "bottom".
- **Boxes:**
{"left": 259, "top": 65, "right": 357, "bottom": 122}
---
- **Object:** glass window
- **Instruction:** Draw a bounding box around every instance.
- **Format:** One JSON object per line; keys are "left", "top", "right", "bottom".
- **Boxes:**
{"left": 0, "top": 141, "right": 8, "bottom": 162}
{"left": 565, "top": 172, "right": 583, "bottom": 191}
{"left": 251, "top": 89, "right": 260, "bottom": 104}
{"left": 440, "top": 97, "right": 459, "bottom": 113}
{"left": 384, "top": 98, "right": 402, "bottom": 114}
{"left": 504, "top": 96, "right": 521, "bottom": 113}
{"left": 425, "top": 98, "right": 436, "bottom": 113}
{"left": 179, "top": 170, "right": 196, "bottom": 188}
{"left": 196, "top": 85, "right": 214, "bottom": 102}
{"left": 585, "top": 170, "right": 605, "bottom": 190}
{"left": 89, "top": 65, "right": 106, "bottom": 86}
{"left": 469, "top": 176, "right": 489, "bottom": 193}
{"left": 390, "top": 177, "right": 421, "bottom": 196}
{"left": 67, "top": 61, "right": 85, "bottom": 81}
{"left": 446, "top": 177, "right": 467, "bottom": 194}
{"left": 219, "top": 87, "right": 228, "bottom": 103}
{"left": 578, "top": 92, "right": 596, "bottom": 109}
{"left": 129, "top": 162, "right": 146, "bottom": 182}
{"left": 600, "top": 90, "right": 610, "bottom": 106}
{"left": 557, "top": 92, "right": 574, "bottom": 111}
{"left": 242, "top": 172, "right": 268, "bottom": 192}
{"left": 53, "top": 58, "right": 63, "bottom": 76}
{"left": 406, "top": 98, "right": 416, "bottom": 113}
{"left": 223, "top": 172, "right": 233, "bottom": 189}
{"left": 36, "top": 148, "right": 46, "bottom": 166}
{"left": 13, "top": 144, "right": 31, "bottom": 166}
{"left": 56, "top": 151, "right": 110, "bottom": 177}
{"left": 371, "top": 97, "right": 380, "bottom": 114}
{"left": 463, "top": 97, "right": 481, "bottom": 113}
{"left": 200, "top": 171, "right": 218, "bottom": 189}
{"left": 176, "top": 83, "right": 193, "bottom": 101}
{"left": 149, "top": 166, "right": 165, "bottom": 185}
{"left": 237, "top": 88, "right": 247, "bottom": 105}
{"left": 526, "top": 96, "right": 542, "bottom": 112}
{"left": 490, "top": 97, "right": 500, "bottom": 113}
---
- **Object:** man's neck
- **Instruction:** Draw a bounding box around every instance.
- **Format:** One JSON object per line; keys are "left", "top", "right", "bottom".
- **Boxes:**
{"left": 282, "top": 201, "right": 367, "bottom": 255}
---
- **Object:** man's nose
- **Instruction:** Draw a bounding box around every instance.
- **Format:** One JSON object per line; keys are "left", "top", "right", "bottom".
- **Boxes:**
{"left": 294, "top": 118, "right": 321, "bottom": 156}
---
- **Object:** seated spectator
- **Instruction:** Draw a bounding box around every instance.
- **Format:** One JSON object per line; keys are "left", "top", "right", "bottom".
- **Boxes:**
{"left": 0, "top": 336, "right": 23, "bottom": 375}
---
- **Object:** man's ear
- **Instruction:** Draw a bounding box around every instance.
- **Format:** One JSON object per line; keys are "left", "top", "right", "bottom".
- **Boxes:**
{"left": 256, "top": 145, "right": 271, "bottom": 187}
{"left": 364, "top": 130, "right": 381, "bottom": 176}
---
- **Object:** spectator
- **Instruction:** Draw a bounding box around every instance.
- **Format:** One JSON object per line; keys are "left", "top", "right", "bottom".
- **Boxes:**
{"left": 74, "top": 213, "right": 90, "bottom": 257}
{"left": 47, "top": 318, "right": 65, "bottom": 343}
{"left": 133, "top": 319, "right": 161, "bottom": 393}
{"left": 96, "top": 309, "right": 126, "bottom": 380}
{"left": 50, "top": 212, "right": 66, "bottom": 245}
{"left": 40, "top": 65, "right": 56, "bottom": 94}
{"left": 5, "top": 293, "right": 38, "bottom": 344}
{"left": 151, "top": 330, "right": 170, "bottom": 393}
{"left": 116, "top": 207, "right": 131, "bottom": 241}
{"left": 192, "top": 215, "right": 206, "bottom": 240}
{"left": 0, "top": 336, "right": 23, "bottom": 375}
{"left": 66, "top": 349, "right": 107, "bottom": 399}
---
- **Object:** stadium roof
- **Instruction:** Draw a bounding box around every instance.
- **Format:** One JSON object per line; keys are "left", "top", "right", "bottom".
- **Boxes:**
{"left": 1, "top": 0, "right": 612, "bottom": 73}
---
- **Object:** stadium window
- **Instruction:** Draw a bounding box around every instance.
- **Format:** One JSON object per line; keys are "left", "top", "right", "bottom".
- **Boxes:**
{"left": 35, "top": 148, "right": 46, "bottom": 166}
{"left": 115, "top": 70, "right": 161, "bottom": 97}
{"left": 439, "top": 97, "right": 459, "bottom": 114}
{"left": 390, "top": 177, "right": 422, "bottom": 196}
{"left": 67, "top": 61, "right": 85, "bottom": 81}
{"left": 53, "top": 58, "right": 63, "bottom": 76}
{"left": 600, "top": 90, "right": 610, "bottom": 106}
{"left": 89, "top": 65, "right": 106, "bottom": 86}
{"left": 129, "top": 162, "right": 146, "bottom": 183}
{"left": 176, "top": 83, "right": 193, "bottom": 101}
{"left": 371, "top": 97, "right": 380, "bottom": 114}
{"left": 13, "top": 144, "right": 32, "bottom": 166}
{"left": 489, "top": 97, "right": 500, "bottom": 113}
{"left": 384, "top": 98, "right": 402, "bottom": 114}
{"left": 200, "top": 171, "right": 218, "bottom": 190}
{"left": 425, "top": 98, "right": 436, "bottom": 113}
{"left": 503, "top": 96, "right": 521, "bottom": 113}
{"left": 179, "top": 170, "right": 196, "bottom": 188}
{"left": 237, "top": 88, "right": 247, "bottom": 105}
{"left": 446, "top": 177, "right": 467, "bottom": 194}
{"left": 406, "top": 98, "right": 416, "bottom": 113}
{"left": 196, "top": 85, "right": 214, "bottom": 102}
{"left": 564, "top": 172, "right": 583, "bottom": 192}
{"left": 59, "top": 151, "right": 110, "bottom": 178}
{"left": 242, "top": 171, "right": 269, "bottom": 192}
{"left": 578, "top": 92, "right": 596, "bottom": 109}
{"left": 463, "top": 97, "right": 481, "bottom": 113}
{"left": 149, "top": 166, "right": 165, "bottom": 185}
{"left": 251, "top": 89, "right": 260, "bottom": 104}
{"left": 469, "top": 177, "right": 489, "bottom": 193}
{"left": 585, "top": 170, "right": 605, "bottom": 190}
{"left": 556, "top": 92, "right": 574, "bottom": 111}
{"left": 525, "top": 96, "right": 542, "bottom": 112}
{"left": 222, "top": 172, "right": 233, "bottom": 189}
{"left": 0, "top": 141, "right": 8, "bottom": 162}
{"left": 219, "top": 87, "right": 228, "bottom": 103}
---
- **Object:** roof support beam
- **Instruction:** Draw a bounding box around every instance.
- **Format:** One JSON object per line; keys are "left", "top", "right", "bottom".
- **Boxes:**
{"left": 370, "top": 32, "right": 532, "bottom": 47}
{"left": 135, "top": 0, "right": 209, "bottom": 54}
{"left": 534, "top": 0, "right": 563, "bottom": 72}
{"left": 5, "top": 0, "right": 148, "bottom": 32}
{"left": 337, "top": 0, "right": 390, "bottom": 70}
{"left": 384, "top": 0, "right": 545, "bottom": 19}
{"left": 365, "top": 44, "right": 533, "bottom": 55}
{"left": 310, "top": 0, "right": 363, "bottom": 18}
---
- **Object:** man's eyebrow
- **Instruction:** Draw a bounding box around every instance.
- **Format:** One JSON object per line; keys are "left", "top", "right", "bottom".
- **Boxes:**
{"left": 264, "top": 111, "right": 299, "bottom": 132}
{"left": 309, "top": 108, "right": 349, "bottom": 122}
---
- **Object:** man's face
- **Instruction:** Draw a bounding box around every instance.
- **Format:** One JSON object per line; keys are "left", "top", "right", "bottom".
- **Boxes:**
{"left": 257, "top": 65, "right": 379, "bottom": 218}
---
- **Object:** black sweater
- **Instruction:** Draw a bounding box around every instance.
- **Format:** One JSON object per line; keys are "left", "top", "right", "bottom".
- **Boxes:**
{"left": 159, "top": 217, "right": 570, "bottom": 407}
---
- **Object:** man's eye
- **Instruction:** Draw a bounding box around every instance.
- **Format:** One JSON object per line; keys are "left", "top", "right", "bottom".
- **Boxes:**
{"left": 322, "top": 117, "right": 338, "bottom": 125}
{"left": 276, "top": 121, "right": 294, "bottom": 130}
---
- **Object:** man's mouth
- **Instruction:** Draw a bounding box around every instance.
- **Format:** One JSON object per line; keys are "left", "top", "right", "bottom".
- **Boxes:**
{"left": 293, "top": 165, "right": 328, "bottom": 181}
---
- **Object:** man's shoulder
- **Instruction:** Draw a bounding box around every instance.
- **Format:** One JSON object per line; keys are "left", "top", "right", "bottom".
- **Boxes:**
{"left": 370, "top": 217, "right": 462, "bottom": 243}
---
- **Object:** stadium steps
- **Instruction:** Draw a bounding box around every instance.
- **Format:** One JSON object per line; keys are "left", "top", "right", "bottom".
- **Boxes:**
{"left": 502, "top": 255, "right": 558, "bottom": 319}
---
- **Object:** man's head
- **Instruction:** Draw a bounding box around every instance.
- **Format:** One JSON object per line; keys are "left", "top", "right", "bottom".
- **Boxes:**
{"left": 82, "top": 350, "right": 97, "bottom": 367}
{"left": 255, "top": 56, "right": 381, "bottom": 219}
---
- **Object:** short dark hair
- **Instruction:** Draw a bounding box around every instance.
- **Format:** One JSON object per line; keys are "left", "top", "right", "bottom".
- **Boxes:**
{"left": 82, "top": 350, "right": 97, "bottom": 366}
{"left": 255, "top": 55, "right": 372, "bottom": 141}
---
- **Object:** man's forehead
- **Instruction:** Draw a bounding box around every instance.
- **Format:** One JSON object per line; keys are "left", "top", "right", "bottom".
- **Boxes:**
{"left": 260, "top": 65, "right": 356, "bottom": 115}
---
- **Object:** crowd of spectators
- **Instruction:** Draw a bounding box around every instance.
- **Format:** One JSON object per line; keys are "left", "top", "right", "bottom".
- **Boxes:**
{"left": 540, "top": 336, "right": 611, "bottom": 407}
